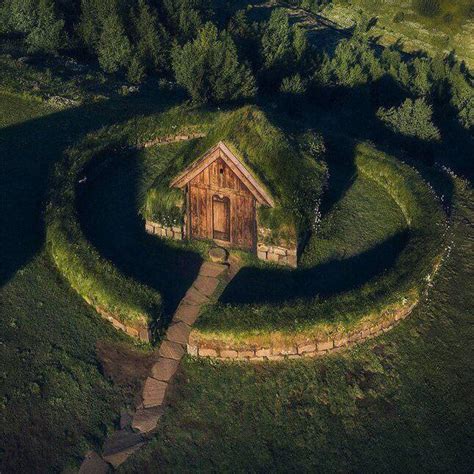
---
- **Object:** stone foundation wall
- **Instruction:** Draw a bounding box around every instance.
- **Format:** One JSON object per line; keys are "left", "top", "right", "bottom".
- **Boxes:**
{"left": 146, "top": 220, "right": 184, "bottom": 241}
{"left": 257, "top": 242, "right": 297, "bottom": 268}
{"left": 188, "top": 302, "right": 417, "bottom": 361}
{"left": 140, "top": 132, "right": 206, "bottom": 149}
{"left": 87, "top": 300, "right": 151, "bottom": 342}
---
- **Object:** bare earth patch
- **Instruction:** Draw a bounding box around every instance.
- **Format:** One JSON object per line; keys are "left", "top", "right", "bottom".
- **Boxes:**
{"left": 96, "top": 340, "right": 161, "bottom": 403}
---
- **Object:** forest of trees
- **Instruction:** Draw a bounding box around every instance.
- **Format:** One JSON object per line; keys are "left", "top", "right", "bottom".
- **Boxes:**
{"left": 0, "top": 0, "right": 472, "bottom": 137}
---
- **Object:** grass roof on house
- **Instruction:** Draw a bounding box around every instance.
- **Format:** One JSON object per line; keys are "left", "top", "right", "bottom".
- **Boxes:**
{"left": 145, "top": 106, "right": 327, "bottom": 239}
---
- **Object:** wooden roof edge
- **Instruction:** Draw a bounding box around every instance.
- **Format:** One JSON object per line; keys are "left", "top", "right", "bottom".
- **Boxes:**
{"left": 170, "top": 141, "right": 275, "bottom": 208}
{"left": 169, "top": 143, "right": 220, "bottom": 188}
{"left": 217, "top": 142, "right": 275, "bottom": 207}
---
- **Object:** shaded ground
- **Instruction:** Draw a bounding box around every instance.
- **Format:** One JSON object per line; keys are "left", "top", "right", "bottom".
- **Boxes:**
{"left": 0, "top": 90, "right": 180, "bottom": 473}
{"left": 78, "top": 145, "right": 203, "bottom": 320}
{"left": 97, "top": 341, "right": 162, "bottom": 406}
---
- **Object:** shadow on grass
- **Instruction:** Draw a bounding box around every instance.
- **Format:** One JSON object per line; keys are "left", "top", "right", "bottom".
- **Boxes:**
{"left": 0, "top": 87, "right": 182, "bottom": 289}
{"left": 77, "top": 149, "right": 202, "bottom": 320}
{"left": 221, "top": 230, "right": 408, "bottom": 305}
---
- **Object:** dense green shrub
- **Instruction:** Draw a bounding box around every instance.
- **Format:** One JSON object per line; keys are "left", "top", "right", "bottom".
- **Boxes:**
{"left": 172, "top": 22, "right": 256, "bottom": 104}
{"left": 377, "top": 98, "right": 441, "bottom": 142}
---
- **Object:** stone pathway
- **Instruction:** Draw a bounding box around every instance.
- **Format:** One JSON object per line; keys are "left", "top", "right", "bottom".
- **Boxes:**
{"left": 80, "top": 257, "right": 232, "bottom": 472}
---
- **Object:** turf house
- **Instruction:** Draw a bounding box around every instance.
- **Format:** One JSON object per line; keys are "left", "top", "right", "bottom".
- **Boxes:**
{"left": 144, "top": 108, "right": 327, "bottom": 268}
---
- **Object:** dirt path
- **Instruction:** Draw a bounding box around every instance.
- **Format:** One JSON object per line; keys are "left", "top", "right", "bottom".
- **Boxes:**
{"left": 79, "top": 259, "right": 236, "bottom": 472}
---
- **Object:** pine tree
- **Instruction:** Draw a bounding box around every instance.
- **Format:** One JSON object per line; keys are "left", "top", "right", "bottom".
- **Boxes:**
{"left": 26, "top": 0, "right": 65, "bottom": 54}
{"left": 261, "top": 9, "right": 293, "bottom": 71}
{"left": 97, "top": 14, "right": 132, "bottom": 73}
{"left": 8, "top": 0, "right": 38, "bottom": 33}
{"left": 132, "top": 0, "right": 169, "bottom": 74}
{"left": 377, "top": 98, "right": 441, "bottom": 142}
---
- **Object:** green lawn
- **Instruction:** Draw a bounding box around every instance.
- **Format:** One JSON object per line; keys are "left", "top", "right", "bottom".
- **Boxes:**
{"left": 120, "top": 180, "right": 473, "bottom": 473}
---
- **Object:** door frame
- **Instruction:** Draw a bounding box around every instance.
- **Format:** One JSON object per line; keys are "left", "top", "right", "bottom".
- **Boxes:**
{"left": 212, "top": 193, "right": 231, "bottom": 243}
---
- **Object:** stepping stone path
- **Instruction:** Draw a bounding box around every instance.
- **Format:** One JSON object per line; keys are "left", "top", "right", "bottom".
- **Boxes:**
{"left": 79, "top": 253, "right": 234, "bottom": 471}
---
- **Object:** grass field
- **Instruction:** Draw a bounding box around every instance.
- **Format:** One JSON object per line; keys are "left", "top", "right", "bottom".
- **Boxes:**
{"left": 120, "top": 180, "right": 473, "bottom": 473}
{"left": 1, "top": 81, "right": 472, "bottom": 472}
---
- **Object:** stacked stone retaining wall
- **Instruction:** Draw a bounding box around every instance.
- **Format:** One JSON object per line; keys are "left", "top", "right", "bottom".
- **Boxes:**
{"left": 146, "top": 220, "right": 184, "bottom": 241}
{"left": 188, "top": 301, "right": 417, "bottom": 361}
{"left": 257, "top": 242, "right": 297, "bottom": 267}
{"left": 85, "top": 299, "right": 151, "bottom": 342}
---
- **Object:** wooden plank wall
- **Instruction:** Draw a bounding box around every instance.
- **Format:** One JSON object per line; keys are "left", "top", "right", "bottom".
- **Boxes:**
{"left": 188, "top": 153, "right": 256, "bottom": 250}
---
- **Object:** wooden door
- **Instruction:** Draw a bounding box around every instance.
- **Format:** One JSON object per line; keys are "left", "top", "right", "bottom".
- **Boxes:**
{"left": 212, "top": 195, "right": 230, "bottom": 241}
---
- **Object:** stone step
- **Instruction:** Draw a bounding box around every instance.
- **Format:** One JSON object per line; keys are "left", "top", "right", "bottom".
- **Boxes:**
{"left": 166, "top": 321, "right": 192, "bottom": 345}
{"left": 173, "top": 304, "right": 201, "bottom": 325}
{"left": 150, "top": 357, "right": 180, "bottom": 382}
{"left": 132, "top": 406, "right": 164, "bottom": 434}
{"left": 182, "top": 287, "right": 210, "bottom": 305}
{"left": 142, "top": 377, "right": 168, "bottom": 408}
{"left": 102, "top": 430, "right": 145, "bottom": 467}
{"left": 79, "top": 451, "right": 109, "bottom": 474}
{"left": 158, "top": 340, "right": 186, "bottom": 360}
{"left": 199, "top": 262, "right": 228, "bottom": 278}
{"left": 193, "top": 275, "right": 220, "bottom": 297}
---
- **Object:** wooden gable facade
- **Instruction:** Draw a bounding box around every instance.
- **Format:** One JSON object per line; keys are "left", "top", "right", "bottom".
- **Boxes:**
{"left": 171, "top": 142, "right": 274, "bottom": 251}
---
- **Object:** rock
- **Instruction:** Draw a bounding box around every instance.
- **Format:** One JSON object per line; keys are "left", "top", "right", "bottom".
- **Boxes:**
{"left": 209, "top": 246, "right": 228, "bottom": 263}
{"left": 198, "top": 347, "right": 218, "bottom": 357}
{"left": 119, "top": 409, "right": 133, "bottom": 430}
{"left": 257, "top": 250, "right": 267, "bottom": 260}
{"left": 238, "top": 350, "right": 255, "bottom": 358}
{"left": 187, "top": 344, "right": 198, "bottom": 356}
{"left": 79, "top": 451, "right": 109, "bottom": 474}
{"left": 298, "top": 343, "right": 316, "bottom": 354}
{"left": 220, "top": 350, "right": 238, "bottom": 358}
{"left": 158, "top": 340, "right": 186, "bottom": 360}
{"left": 182, "top": 287, "right": 209, "bottom": 305}
{"left": 150, "top": 357, "right": 180, "bottom": 382}
{"left": 142, "top": 377, "right": 168, "bottom": 408}
{"left": 102, "top": 430, "right": 145, "bottom": 467}
{"left": 255, "top": 348, "right": 271, "bottom": 357}
{"left": 165, "top": 322, "right": 192, "bottom": 345}
{"left": 132, "top": 406, "right": 164, "bottom": 434}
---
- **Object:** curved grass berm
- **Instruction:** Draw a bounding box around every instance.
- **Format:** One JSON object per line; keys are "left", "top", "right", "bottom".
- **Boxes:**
{"left": 191, "top": 142, "right": 447, "bottom": 354}
{"left": 45, "top": 106, "right": 215, "bottom": 340}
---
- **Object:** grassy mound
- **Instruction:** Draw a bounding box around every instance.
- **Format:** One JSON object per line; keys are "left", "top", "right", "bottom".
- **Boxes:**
{"left": 144, "top": 106, "right": 328, "bottom": 243}
{"left": 193, "top": 142, "right": 446, "bottom": 344}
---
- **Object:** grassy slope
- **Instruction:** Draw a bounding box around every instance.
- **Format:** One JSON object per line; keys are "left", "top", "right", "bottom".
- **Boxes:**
{"left": 322, "top": 0, "right": 474, "bottom": 68}
{"left": 220, "top": 161, "right": 407, "bottom": 302}
{"left": 194, "top": 142, "right": 444, "bottom": 340}
{"left": 78, "top": 143, "right": 205, "bottom": 320}
{"left": 120, "top": 180, "right": 473, "bottom": 473}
